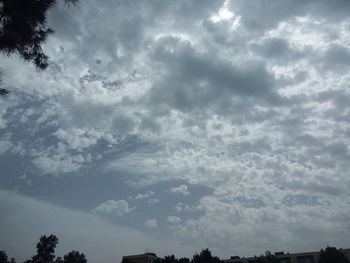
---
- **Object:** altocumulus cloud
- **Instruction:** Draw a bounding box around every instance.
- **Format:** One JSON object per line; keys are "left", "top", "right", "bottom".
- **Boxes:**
{"left": 170, "top": 185, "right": 191, "bottom": 196}
{"left": 1, "top": 0, "right": 350, "bottom": 261}
{"left": 92, "top": 200, "right": 136, "bottom": 216}
{"left": 145, "top": 219, "right": 158, "bottom": 229}
{"left": 166, "top": 216, "right": 182, "bottom": 224}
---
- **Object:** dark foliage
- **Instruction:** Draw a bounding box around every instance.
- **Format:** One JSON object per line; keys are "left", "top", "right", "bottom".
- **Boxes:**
{"left": 0, "top": 251, "right": 15, "bottom": 263}
{"left": 1, "top": 0, "right": 54, "bottom": 69}
{"left": 25, "top": 235, "right": 58, "bottom": 263}
{"left": 318, "top": 246, "right": 349, "bottom": 263}
{"left": 22, "top": 235, "right": 88, "bottom": 263}
{"left": 164, "top": 255, "right": 178, "bottom": 263}
{"left": 0, "top": 0, "right": 78, "bottom": 95}
{"left": 179, "top": 258, "right": 190, "bottom": 263}
{"left": 63, "top": 251, "right": 87, "bottom": 263}
{"left": 0, "top": 0, "right": 77, "bottom": 69}
{"left": 192, "top": 249, "right": 221, "bottom": 263}
{"left": 153, "top": 258, "right": 163, "bottom": 263}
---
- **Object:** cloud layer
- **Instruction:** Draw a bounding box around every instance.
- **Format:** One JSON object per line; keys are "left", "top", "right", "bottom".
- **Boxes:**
{"left": 1, "top": 0, "right": 350, "bottom": 261}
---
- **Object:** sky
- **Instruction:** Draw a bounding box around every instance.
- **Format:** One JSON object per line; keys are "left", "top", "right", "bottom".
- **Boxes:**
{"left": 1, "top": 0, "right": 350, "bottom": 262}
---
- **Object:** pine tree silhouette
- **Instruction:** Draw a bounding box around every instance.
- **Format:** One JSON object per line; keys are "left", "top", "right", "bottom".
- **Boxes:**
{"left": 0, "top": 0, "right": 78, "bottom": 95}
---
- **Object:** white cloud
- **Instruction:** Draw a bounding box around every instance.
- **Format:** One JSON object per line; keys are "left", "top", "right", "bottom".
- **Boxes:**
{"left": 210, "top": 5, "right": 235, "bottom": 23}
{"left": 145, "top": 219, "right": 158, "bottom": 229}
{"left": 92, "top": 200, "right": 136, "bottom": 216}
{"left": 32, "top": 155, "right": 83, "bottom": 175}
{"left": 169, "top": 195, "right": 350, "bottom": 256}
{"left": 135, "top": 191, "right": 154, "bottom": 200}
{"left": 170, "top": 185, "right": 191, "bottom": 196}
{"left": 173, "top": 203, "right": 196, "bottom": 213}
{"left": 133, "top": 192, "right": 159, "bottom": 205}
{"left": 54, "top": 128, "right": 103, "bottom": 151}
{"left": 167, "top": 216, "right": 182, "bottom": 224}
{"left": 174, "top": 203, "right": 183, "bottom": 213}
{"left": 147, "top": 198, "right": 160, "bottom": 205}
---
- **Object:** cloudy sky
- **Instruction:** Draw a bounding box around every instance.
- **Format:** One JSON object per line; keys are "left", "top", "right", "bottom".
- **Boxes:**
{"left": 1, "top": 0, "right": 350, "bottom": 262}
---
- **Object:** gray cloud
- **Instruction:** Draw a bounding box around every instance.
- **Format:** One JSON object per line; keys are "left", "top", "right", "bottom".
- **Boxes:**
{"left": 1, "top": 0, "right": 350, "bottom": 260}
{"left": 251, "top": 37, "right": 309, "bottom": 63}
{"left": 148, "top": 37, "right": 281, "bottom": 117}
{"left": 228, "top": 0, "right": 350, "bottom": 32}
{"left": 316, "top": 44, "right": 350, "bottom": 72}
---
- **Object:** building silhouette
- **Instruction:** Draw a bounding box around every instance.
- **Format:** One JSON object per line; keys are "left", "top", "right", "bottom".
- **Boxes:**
{"left": 223, "top": 248, "right": 350, "bottom": 263}
{"left": 122, "top": 253, "right": 161, "bottom": 263}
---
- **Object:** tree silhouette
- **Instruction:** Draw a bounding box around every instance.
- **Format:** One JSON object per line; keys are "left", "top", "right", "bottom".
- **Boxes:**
{"left": 179, "top": 258, "right": 190, "bottom": 263}
{"left": 63, "top": 251, "right": 87, "bottom": 263}
{"left": 0, "top": 251, "right": 15, "bottom": 263}
{"left": 318, "top": 246, "right": 349, "bottom": 263}
{"left": 192, "top": 249, "right": 220, "bottom": 263}
{"left": 23, "top": 235, "right": 88, "bottom": 263}
{"left": 25, "top": 235, "right": 58, "bottom": 263}
{"left": 153, "top": 258, "right": 163, "bottom": 263}
{"left": 164, "top": 255, "right": 178, "bottom": 263}
{"left": 0, "top": 0, "right": 78, "bottom": 95}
